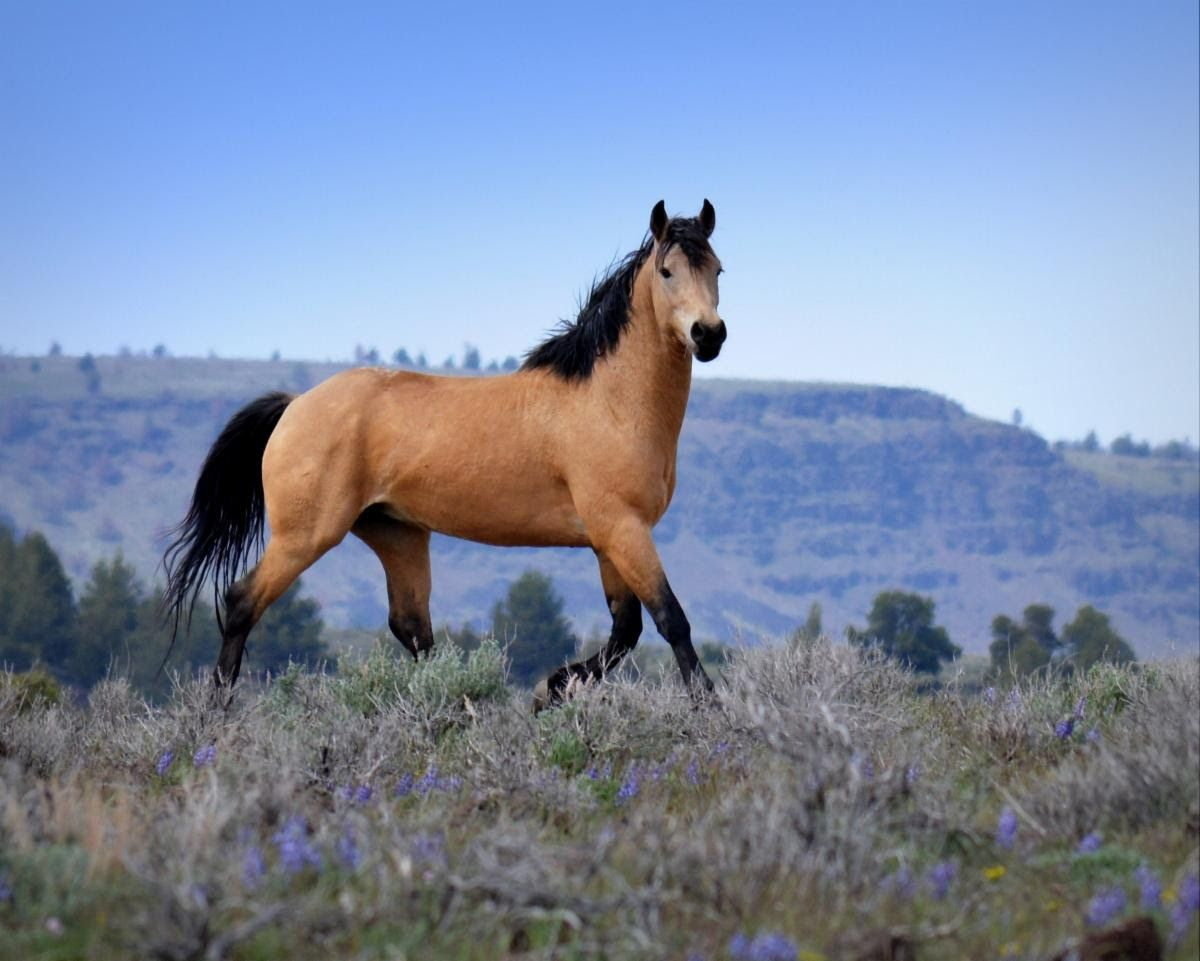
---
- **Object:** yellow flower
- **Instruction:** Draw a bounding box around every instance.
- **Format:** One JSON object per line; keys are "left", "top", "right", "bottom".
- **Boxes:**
{"left": 1044, "top": 898, "right": 1061, "bottom": 912}
{"left": 1163, "top": 886, "right": 1177, "bottom": 905}
{"left": 983, "top": 865, "right": 1007, "bottom": 881}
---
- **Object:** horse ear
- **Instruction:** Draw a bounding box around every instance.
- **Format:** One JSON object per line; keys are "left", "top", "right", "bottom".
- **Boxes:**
{"left": 650, "top": 200, "right": 668, "bottom": 243}
{"left": 700, "top": 199, "right": 716, "bottom": 237}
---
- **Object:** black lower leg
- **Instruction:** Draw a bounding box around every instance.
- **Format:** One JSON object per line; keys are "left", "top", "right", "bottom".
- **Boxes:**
{"left": 545, "top": 594, "right": 642, "bottom": 702}
{"left": 646, "top": 580, "right": 714, "bottom": 694}
{"left": 214, "top": 581, "right": 255, "bottom": 686}
{"left": 388, "top": 612, "right": 434, "bottom": 659}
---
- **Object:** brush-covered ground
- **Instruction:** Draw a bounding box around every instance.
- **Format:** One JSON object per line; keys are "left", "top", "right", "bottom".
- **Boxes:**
{"left": 1, "top": 639, "right": 1197, "bottom": 961}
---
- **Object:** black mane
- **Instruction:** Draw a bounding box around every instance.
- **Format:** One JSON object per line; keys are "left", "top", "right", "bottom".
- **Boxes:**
{"left": 522, "top": 216, "right": 715, "bottom": 381}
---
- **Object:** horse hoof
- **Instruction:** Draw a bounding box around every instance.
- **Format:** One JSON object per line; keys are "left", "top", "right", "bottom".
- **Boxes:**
{"left": 531, "top": 679, "right": 551, "bottom": 714}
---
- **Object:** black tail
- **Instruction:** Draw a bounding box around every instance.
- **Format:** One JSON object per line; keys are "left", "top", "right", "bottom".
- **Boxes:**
{"left": 161, "top": 392, "right": 294, "bottom": 645}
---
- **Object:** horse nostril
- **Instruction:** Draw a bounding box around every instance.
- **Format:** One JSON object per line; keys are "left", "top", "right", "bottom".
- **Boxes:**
{"left": 691, "top": 322, "right": 705, "bottom": 343}
{"left": 715, "top": 320, "right": 727, "bottom": 344}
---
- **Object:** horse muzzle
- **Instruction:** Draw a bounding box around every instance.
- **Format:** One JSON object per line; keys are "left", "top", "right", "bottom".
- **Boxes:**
{"left": 690, "top": 319, "right": 727, "bottom": 362}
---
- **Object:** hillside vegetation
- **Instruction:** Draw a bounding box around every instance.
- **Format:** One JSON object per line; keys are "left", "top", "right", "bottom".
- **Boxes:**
{"left": 0, "top": 641, "right": 1196, "bottom": 959}
{"left": 0, "top": 354, "right": 1195, "bottom": 658}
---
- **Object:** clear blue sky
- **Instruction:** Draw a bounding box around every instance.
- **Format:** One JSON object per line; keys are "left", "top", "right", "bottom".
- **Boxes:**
{"left": 1, "top": 1, "right": 1197, "bottom": 444}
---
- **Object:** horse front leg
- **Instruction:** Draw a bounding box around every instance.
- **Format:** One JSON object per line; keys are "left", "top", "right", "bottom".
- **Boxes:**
{"left": 590, "top": 515, "right": 714, "bottom": 696}
{"left": 534, "top": 553, "right": 643, "bottom": 711}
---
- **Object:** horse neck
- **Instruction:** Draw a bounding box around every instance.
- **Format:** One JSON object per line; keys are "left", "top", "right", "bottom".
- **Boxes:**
{"left": 593, "top": 265, "right": 693, "bottom": 442}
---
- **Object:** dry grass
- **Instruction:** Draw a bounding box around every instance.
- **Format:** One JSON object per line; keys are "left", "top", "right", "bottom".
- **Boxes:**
{"left": 0, "top": 638, "right": 1197, "bottom": 960}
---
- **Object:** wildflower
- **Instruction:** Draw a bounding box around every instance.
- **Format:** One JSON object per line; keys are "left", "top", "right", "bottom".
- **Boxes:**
{"left": 904, "top": 763, "right": 921, "bottom": 788}
{"left": 1169, "top": 873, "right": 1199, "bottom": 943}
{"left": 242, "top": 846, "right": 266, "bottom": 889}
{"left": 927, "top": 861, "right": 958, "bottom": 900}
{"left": 339, "top": 783, "right": 372, "bottom": 804}
{"left": 1085, "top": 728, "right": 1101, "bottom": 744}
{"left": 686, "top": 759, "right": 701, "bottom": 786}
{"left": 336, "top": 828, "right": 361, "bottom": 871}
{"left": 854, "top": 755, "right": 875, "bottom": 782}
{"left": 617, "top": 767, "right": 640, "bottom": 804}
{"left": 983, "top": 865, "right": 1007, "bottom": 881}
{"left": 1076, "top": 832, "right": 1102, "bottom": 854}
{"left": 586, "top": 761, "right": 612, "bottom": 781}
{"left": 1005, "top": 688, "right": 1022, "bottom": 709}
{"left": 271, "top": 816, "right": 322, "bottom": 875}
{"left": 1054, "top": 718, "right": 1074, "bottom": 740}
{"left": 155, "top": 750, "right": 174, "bottom": 777}
{"left": 1073, "top": 696, "right": 1087, "bottom": 720}
{"left": 1134, "top": 864, "right": 1162, "bottom": 910}
{"left": 192, "top": 744, "right": 216, "bottom": 767}
{"left": 411, "top": 831, "right": 447, "bottom": 869}
{"left": 883, "top": 866, "right": 915, "bottom": 899}
{"left": 1086, "top": 887, "right": 1126, "bottom": 927}
{"left": 395, "top": 772, "right": 415, "bottom": 797}
{"left": 416, "top": 766, "right": 440, "bottom": 796}
{"left": 728, "top": 931, "right": 798, "bottom": 961}
{"left": 995, "top": 807, "right": 1018, "bottom": 850}
{"left": 983, "top": 686, "right": 997, "bottom": 705}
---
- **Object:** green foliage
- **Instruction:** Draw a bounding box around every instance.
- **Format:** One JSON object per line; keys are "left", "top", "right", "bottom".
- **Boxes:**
{"left": 790, "top": 600, "right": 823, "bottom": 647}
{"left": 847, "top": 590, "right": 960, "bottom": 674}
{"left": 72, "top": 553, "right": 141, "bottom": 687}
{"left": 989, "top": 604, "right": 1065, "bottom": 679}
{"left": 491, "top": 570, "right": 577, "bottom": 686}
{"left": 1, "top": 668, "right": 62, "bottom": 713}
{"left": 1062, "top": 605, "right": 1136, "bottom": 672}
{"left": 0, "top": 524, "right": 77, "bottom": 674}
{"left": 334, "top": 636, "right": 509, "bottom": 718}
{"left": 990, "top": 603, "right": 1135, "bottom": 679}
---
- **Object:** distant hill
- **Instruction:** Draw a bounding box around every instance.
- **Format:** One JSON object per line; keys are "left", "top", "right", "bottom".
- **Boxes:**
{"left": 1, "top": 353, "right": 1196, "bottom": 658}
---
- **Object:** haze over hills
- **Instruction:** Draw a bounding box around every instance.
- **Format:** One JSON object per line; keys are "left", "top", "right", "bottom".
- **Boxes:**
{"left": 0, "top": 353, "right": 1196, "bottom": 659}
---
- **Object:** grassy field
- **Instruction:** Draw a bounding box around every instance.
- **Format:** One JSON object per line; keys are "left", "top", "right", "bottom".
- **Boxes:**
{"left": 1, "top": 639, "right": 1197, "bottom": 961}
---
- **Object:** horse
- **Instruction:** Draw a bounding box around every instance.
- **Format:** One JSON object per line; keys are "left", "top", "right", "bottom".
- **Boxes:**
{"left": 162, "top": 199, "right": 726, "bottom": 708}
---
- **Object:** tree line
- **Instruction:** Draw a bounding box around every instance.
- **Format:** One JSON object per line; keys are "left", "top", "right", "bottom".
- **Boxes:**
{"left": 794, "top": 591, "right": 1135, "bottom": 680}
{"left": 0, "top": 521, "right": 324, "bottom": 699}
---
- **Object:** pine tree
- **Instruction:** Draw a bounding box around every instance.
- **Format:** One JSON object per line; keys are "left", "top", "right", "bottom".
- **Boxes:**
{"left": 72, "top": 554, "right": 142, "bottom": 686}
{"left": 491, "top": 570, "right": 577, "bottom": 686}
{"left": 0, "top": 531, "right": 76, "bottom": 674}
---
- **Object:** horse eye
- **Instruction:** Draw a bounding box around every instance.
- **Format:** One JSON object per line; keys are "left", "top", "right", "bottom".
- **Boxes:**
{"left": 659, "top": 268, "right": 672, "bottom": 279}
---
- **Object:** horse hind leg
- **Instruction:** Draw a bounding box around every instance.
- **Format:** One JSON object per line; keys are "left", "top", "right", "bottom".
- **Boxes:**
{"left": 215, "top": 519, "right": 353, "bottom": 685}
{"left": 534, "top": 552, "right": 643, "bottom": 711}
{"left": 352, "top": 509, "right": 434, "bottom": 658}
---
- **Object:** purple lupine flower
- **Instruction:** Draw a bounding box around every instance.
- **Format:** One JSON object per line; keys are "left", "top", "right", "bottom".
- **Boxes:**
{"left": 155, "top": 750, "right": 174, "bottom": 777}
{"left": 686, "top": 759, "right": 701, "bottom": 786}
{"left": 586, "top": 761, "right": 612, "bottom": 781}
{"left": 1085, "top": 887, "right": 1127, "bottom": 927}
{"left": 411, "top": 831, "right": 447, "bottom": 868}
{"left": 395, "top": 772, "right": 415, "bottom": 797}
{"left": 1170, "top": 872, "right": 1200, "bottom": 942}
{"left": 416, "top": 766, "right": 440, "bottom": 796}
{"left": 904, "top": 763, "right": 921, "bottom": 788}
{"left": 983, "top": 686, "right": 997, "bottom": 705}
{"left": 854, "top": 755, "right": 875, "bottom": 782}
{"left": 1086, "top": 727, "right": 1102, "bottom": 744}
{"left": 1005, "top": 688, "right": 1022, "bottom": 709}
{"left": 354, "top": 784, "right": 373, "bottom": 804}
{"left": 728, "top": 931, "right": 798, "bottom": 961}
{"left": 883, "top": 866, "right": 916, "bottom": 899}
{"left": 271, "top": 816, "right": 322, "bottom": 875}
{"left": 927, "top": 861, "right": 958, "bottom": 900}
{"left": 1134, "top": 865, "right": 1162, "bottom": 910}
{"left": 616, "top": 767, "right": 640, "bottom": 804}
{"left": 242, "top": 846, "right": 265, "bottom": 889}
{"left": 1055, "top": 718, "right": 1075, "bottom": 740}
{"left": 996, "top": 807, "right": 1018, "bottom": 850}
{"left": 192, "top": 744, "right": 216, "bottom": 767}
{"left": 336, "top": 828, "right": 361, "bottom": 871}
{"left": 1073, "top": 696, "right": 1087, "bottom": 720}
{"left": 1077, "top": 832, "right": 1103, "bottom": 854}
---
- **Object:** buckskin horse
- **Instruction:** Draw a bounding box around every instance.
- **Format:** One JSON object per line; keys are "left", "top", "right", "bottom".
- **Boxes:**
{"left": 163, "top": 200, "right": 726, "bottom": 708}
